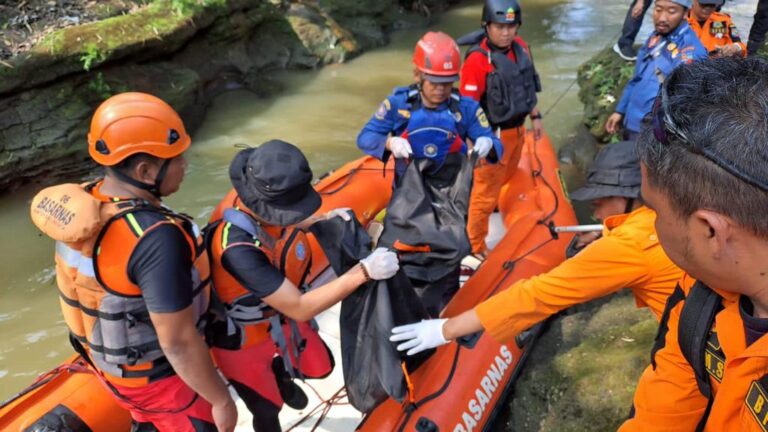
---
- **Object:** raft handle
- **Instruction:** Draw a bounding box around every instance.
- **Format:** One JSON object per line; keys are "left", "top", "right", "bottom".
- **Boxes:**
{"left": 456, "top": 331, "right": 483, "bottom": 350}
{"left": 515, "top": 329, "right": 535, "bottom": 349}
{"left": 415, "top": 416, "right": 439, "bottom": 432}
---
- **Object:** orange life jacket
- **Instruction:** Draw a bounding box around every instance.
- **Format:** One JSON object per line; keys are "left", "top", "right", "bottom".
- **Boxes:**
{"left": 208, "top": 190, "right": 312, "bottom": 348}
{"left": 31, "top": 181, "right": 211, "bottom": 387}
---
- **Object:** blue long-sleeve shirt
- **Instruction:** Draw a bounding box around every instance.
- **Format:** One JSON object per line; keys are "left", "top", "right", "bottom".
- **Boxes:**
{"left": 357, "top": 86, "right": 502, "bottom": 175}
{"left": 616, "top": 21, "right": 707, "bottom": 133}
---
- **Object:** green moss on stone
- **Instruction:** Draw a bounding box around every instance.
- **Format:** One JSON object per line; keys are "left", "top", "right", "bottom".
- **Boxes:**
{"left": 577, "top": 47, "right": 636, "bottom": 143}
{"left": 502, "top": 292, "right": 657, "bottom": 431}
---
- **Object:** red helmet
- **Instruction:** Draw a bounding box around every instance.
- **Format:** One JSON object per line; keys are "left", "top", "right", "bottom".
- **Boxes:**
{"left": 413, "top": 31, "right": 461, "bottom": 83}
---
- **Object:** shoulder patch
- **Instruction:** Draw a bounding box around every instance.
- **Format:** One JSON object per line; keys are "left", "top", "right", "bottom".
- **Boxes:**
{"left": 375, "top": 99, "right": 391, "bottom": 120}
{"left": 746, "top": 380, "right": 768, "bottom": 431}
{"left": 476, "top": 108, "right": 490, "bottom": 128}
{"left": 295, "top": 241, "right": 306, "bottom": 261}
{"left": 679, "top": 46, "right": 695, "bottom": 63}
{"left": 703, "top": 329, "right": 725, "bottom": 383}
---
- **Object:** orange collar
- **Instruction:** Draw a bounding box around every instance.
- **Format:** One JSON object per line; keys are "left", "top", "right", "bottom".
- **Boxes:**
{"left": 603, "top": 206, "right": 654, "bottom": 232}
{"left": 89, "top": 180, "right": 130, "bottom": 204}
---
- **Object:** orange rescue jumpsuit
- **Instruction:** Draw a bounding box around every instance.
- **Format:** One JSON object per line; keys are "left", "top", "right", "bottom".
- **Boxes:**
{"left": 461, "top": 37, "right": 535, "bottom": 254}
{"left": 474, "top": 206, "right": 682, "bottom": 342}
{"left": 620, "top": 273, "right": 768, "bottom": 431}
{"left": 688, "top": 10, "right": 747, "bottom": 56}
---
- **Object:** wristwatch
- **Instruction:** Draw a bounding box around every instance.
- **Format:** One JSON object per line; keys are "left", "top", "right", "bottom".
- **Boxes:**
{"left": 530, "top": 113, "right": 543, "bottom": 120}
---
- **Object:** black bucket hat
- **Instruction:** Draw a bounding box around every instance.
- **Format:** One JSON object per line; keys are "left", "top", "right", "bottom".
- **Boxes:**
{"left": 570, "top": 140, "right": 641, "bottom": 202}
{"left": 229, "top": 140, "right": 321, "bottom": 226}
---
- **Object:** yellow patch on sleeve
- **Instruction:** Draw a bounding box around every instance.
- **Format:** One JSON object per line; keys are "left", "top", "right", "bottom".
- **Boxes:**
{"left": 375, "top": 99, "right": 391, "bottom": 120}
{"left": 476, "top": 108, "right": 490, "bottom": 128}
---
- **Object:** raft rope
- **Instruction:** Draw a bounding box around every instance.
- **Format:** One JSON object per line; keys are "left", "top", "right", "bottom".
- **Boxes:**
{"left": 0, "top": 359, "right": 91, "bottom": 410}
{"left": 284, "top": 383, "right": 350, "bottom": 432}
{"left": 317, "top": 167, "right": 395, "bottom": 196}
{"left": 392, "top": 136, "right": 563, "bottom": 431}
{"left": 401, "top": 361, "right": 417, "bottom": 405}
{"left": 540, "top": 28, "right": 624, "bottom": 117}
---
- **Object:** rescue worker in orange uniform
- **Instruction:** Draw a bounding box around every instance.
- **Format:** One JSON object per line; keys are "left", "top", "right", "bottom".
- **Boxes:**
{"left": 459, "top": 0, "right": 544, "bottom": 258}
{"left": 687, "top": 0, "right": 746, "bottom": 57}
{"left": 207, "top": 140, "right": 399, "bottom": 431}
{"left": 389, "top": 140, "right": 683, "bottom": 354}
{"left": 29, "top": 93, "right": 237, "bottom": 432}
{"left": 618, "top": 58, "right": 768, "bottom": 432}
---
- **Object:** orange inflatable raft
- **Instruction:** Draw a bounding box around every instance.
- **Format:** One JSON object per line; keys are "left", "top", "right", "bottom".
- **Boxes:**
{"left": 1, "top": 131, "right": 573, "bottom": 432}
{"left": 0, "top": 355, "right": 132, "bottom": 431}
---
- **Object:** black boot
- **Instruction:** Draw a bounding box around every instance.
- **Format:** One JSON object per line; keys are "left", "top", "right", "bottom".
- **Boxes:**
{"left": 272, "top": 357, "right": 309, "bottom": 410}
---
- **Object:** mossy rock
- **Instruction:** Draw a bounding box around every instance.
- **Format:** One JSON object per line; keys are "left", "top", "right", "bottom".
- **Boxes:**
{"left": 0, "top": 1, "right": 227, "bottom": 96}
{"left": 0, "top": 63, "right": 201, "bottom": 191}
{"left": 757, "top": 41, "right": 768, "bottom": 57}
{"left": 577, "top": 47, "right": 636, "bottom": 143}
{"left": 285, "top": 2, "right": 360, "bottom": 65}
{"left": 498, "top": 291, "right": 656, "bottom": 431}
{"left": 0, "top": 0, "right": 458, "bottom": 191}
{"left": 318, "top": 0, "right": 394, "bottom": 18}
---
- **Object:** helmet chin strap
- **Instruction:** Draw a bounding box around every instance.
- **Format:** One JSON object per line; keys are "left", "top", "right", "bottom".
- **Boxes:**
{"left": 110, "top": 158, "right": 171, "bottom": 199}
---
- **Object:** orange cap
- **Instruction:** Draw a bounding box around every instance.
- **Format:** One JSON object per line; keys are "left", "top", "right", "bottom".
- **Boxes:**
{"left": 413, "top": 31, "right": 461, "bottom": 82}
{"left": 87, "top": 92, "right": 191, "bottom": 166}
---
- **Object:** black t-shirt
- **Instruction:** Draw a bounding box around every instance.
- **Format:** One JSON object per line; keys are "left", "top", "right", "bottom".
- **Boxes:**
{"left": 220, "top": 223, "right": 285, "bottom": 300}
{"left": 739, "top": 295, "right": 768, "bottom": 347}
{"left": 125, "top": 211, "right": 194, "bottom": 313}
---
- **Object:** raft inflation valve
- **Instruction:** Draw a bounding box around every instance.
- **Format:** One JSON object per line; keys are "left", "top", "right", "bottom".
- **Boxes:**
{"left": 416, "top": 417, "right": 439, "bottom": 432}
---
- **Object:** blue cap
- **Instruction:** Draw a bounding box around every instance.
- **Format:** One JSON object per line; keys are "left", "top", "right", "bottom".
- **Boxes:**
{"left": 669, "top": 0, "right": 693, "bottom": 8}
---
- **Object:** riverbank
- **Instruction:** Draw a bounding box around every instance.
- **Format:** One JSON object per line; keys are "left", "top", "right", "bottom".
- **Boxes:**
{"left": 0, "top": 0, "right": 456, "bottom": 191}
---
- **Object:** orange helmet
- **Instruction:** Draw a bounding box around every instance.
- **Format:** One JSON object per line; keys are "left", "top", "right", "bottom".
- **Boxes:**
{"left": 413, "top": 31, "right": 461, "bottom": 83}
{"left": 88, "top": 92, "right": 191, "bottom": 166}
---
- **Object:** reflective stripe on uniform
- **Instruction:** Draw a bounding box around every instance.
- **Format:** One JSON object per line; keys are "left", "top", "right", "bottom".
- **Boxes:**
{"left": 222, "top": 222, "right": 232, "bottom": 249}
{"left": 125, "top": 213, "right": 144, "bottom": 236}
{"left": 56, "top": 241, "right": 95, "bottom": 278}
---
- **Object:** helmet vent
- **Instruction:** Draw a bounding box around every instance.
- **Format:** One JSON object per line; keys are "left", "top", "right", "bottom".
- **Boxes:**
{"left": 95, "top": 140, "right": 110, "bottom": 155}
{"left": 168, "top": 129, "right": 180, "bottom": 144}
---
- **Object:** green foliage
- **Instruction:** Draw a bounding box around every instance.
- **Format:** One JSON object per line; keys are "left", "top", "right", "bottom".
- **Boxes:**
{"left": 80, "top": 44, "right": 107, "bottom": 71}
{"left": 40, "top": 32, "right": 66, "bottom": 55}
{"left": 577, "top": 47, "right": 637, "bottom": 142}
{"left": 170, "top": 0, "right": 227, "bottom": 16}
{"left": 87, "top": 72, "right": 113, "bottom": 99}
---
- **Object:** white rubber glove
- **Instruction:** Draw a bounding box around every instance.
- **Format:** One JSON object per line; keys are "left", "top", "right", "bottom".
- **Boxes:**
{"left": 389, "top": 319, "right": 449, "bottom": 356}
{"left": 359, "top": 247, "right": 399, "bottom": 280}
{"left": 325, "top": 207, "right": 352, "bottom": 221}
{"left": 388, "top": 137, "right": 413, "bottom": 159}
{"left": 473, "top": 136, "right": 494, "bottom": 158}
